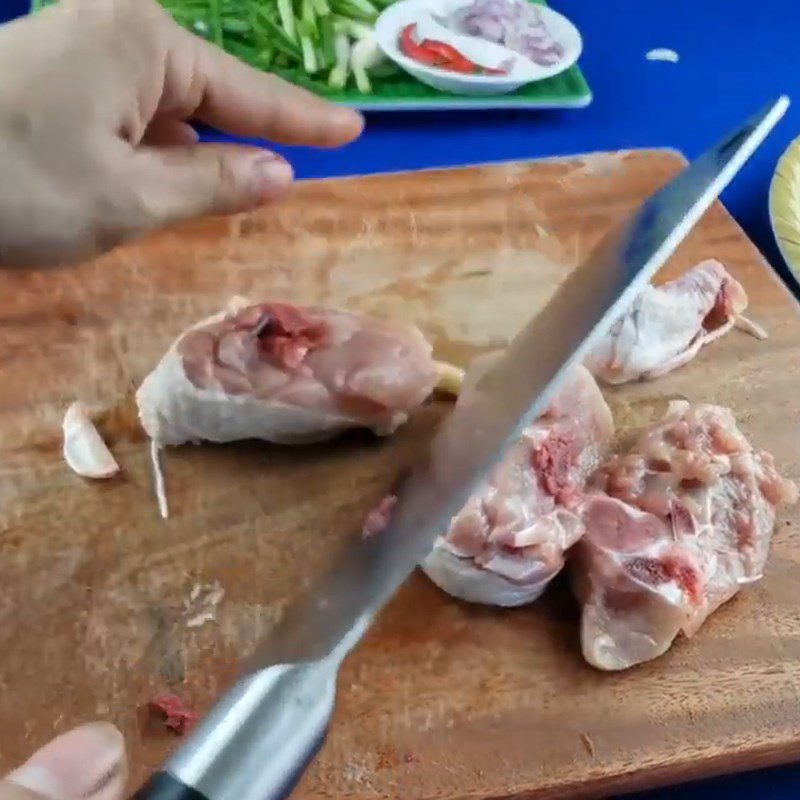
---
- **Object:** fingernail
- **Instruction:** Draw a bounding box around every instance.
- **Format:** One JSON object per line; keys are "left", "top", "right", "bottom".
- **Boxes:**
{"left": 331, "top": 108, "right": 365, "bottom": 141}
{"left": 347, "top": 109, "right": 366, "bottom": 131}
{"left": 8, "top": 723, "right": 126, "bottom": 800}
{"left": 251, "top": 153, "right": 293, "bottom": 202}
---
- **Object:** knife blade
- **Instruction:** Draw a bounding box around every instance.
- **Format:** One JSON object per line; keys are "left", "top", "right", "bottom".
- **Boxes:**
{"left": 132, "top": 96, "right": 788, "bottom": 800}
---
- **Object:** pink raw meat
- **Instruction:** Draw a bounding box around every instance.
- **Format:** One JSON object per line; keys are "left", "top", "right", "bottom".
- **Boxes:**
{"left": 574, "top": 401, "right": 797, "bottom": 670}
{"left": 585, "top": 260, "right": 766, "bottom": 385}
{"left": 137, "top": 298, "right": 442, "bottom": 446}
{"left": 362, "top": 494, "right": 398, "bottom": 538}
{"left": 422, "top": 359, "right": 614, "bottom": 607}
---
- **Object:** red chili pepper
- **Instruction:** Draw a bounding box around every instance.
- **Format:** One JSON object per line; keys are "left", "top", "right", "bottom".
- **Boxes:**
{"left": 399, "top": 24, "right": 446, "bottom": 67}
{"left": 418, "top": 38, "right": 475, "bottom": 72}
{"left": 419, "top": 38, "right": 507, "bottom": 75}
{"left": 398, "top": 23, "right": 508, "bottom": 76}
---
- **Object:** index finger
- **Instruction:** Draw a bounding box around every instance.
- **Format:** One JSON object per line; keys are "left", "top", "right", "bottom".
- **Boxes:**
{"left": 164, "top": 25, "right": 364, "bottom": 148}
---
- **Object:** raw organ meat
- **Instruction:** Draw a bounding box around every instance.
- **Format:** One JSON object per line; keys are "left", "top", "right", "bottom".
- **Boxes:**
{"left": 422, "top": 358, "right": 614, "bottom": 606}
{"left": 574, "top": 401, "right": 797, "bottom": 670}
{"left": 585, "top": 260, "right": 766, "bottom": 385}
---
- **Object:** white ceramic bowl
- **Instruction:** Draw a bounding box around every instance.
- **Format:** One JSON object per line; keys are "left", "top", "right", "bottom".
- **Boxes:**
{"left": 374, "top": 0, "right": 582, "bottom": 96}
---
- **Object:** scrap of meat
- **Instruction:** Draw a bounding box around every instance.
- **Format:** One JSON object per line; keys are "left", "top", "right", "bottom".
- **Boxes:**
{"left": 148, "top": 693, "right": 198, "bottom": 735}
{"left": 422, "top": 358, "right": 614, "bottom": 607}
{"left": 137, "top": 297, "right": 458, "bottom": 447}
{"left": 362, "top": 495, "right": 398, "bottom": 538}
{"left": 585, "top": 260, "right": 766, "bottom": 385}
{"left": 574, "top": 401, "right": 798, "bottom": 670}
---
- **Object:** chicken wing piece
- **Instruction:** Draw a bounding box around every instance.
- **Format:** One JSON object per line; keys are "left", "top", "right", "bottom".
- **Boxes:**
{"left": 574, "top": 401, "right": 797, "bottom": 670}
{"left": 585, "top": 260, "right": 765, "bottom": 385}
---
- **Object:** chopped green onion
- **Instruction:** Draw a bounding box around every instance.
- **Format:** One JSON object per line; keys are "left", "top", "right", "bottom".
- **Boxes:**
{"left": 327, "top": 31, "right": 351, "bottom": 88}
{"left": 319, "top": 16, "right": 336, "bottom": 66}
{"left": 276, "top": 0, "right": 297, "bottom": 43}
{"left": 332, "top": 16, "right": 373, "bottom": 39}
{"left": 208, "top": 0, "right": 223, "bottom": 45}
{"left": 350, "top": 33, "right": 382, "bottom": 93}
{"left": 254, "top": 9, "right": 302, "bottom": 58}
{"left": 333, "top": 0, "right": 378, "bottom": 19}
{"left": 151, "top": 0, "right": 399, "bottom": 91}
{"left": 221, "top": 18, "right": 250, "bottom": 35}
{"left": 300, "top": 35, "right": 318, "bottom": 73}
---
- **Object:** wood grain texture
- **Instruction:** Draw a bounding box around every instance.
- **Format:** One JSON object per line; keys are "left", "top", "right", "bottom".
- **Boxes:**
{"left": 1, "top": 149, "right": 799, "bottom": 799}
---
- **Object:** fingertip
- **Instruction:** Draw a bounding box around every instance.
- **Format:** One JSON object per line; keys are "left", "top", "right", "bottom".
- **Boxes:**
{"left": 324, "top": 107, "right": 365, "bottom": 147}
{"left": 131, "top": 144, "right": 297, "bottom": 226}
{"left": 8, "top": 723, "right": 127, "bottom": 800}
{"left": 184, "top": 40, "right": 366, "bottom": 147}
{"left": 250, "top": 152, "right": 294, "bottom": 203}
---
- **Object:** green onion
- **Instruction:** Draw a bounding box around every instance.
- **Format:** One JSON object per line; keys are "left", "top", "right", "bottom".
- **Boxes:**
{"left": 155, "top": 0, "right": 400, "bottom": 92}
{"left": 221, "top": 18, "right": 250, "bottom": 35}
{"left": 332, "top": 16, "right": 373, "bottom": 38}
{"left": 300, "top": 34, "right": 318, "bottom": 73}
{"left": 225, "top": 41, "right": 259, "bottom": 60}
{"left": 276, "top": 0, "right": 297, "bottom": 43}
{"left": 208, "top": 0, "right": 223, "bottom": 45}
{"left": 333, "top": 0, "right": 378, "bottom": 19}
{"left": 254, "top": 9, "right": 302, "bottom": 58}
{"left": 331, "top": 0, "right": 377, "bottom": 22}
{"left": 319, "top": 16, "right": 336, "bottom": 68}
{"left": 327, "top": 30, "right": 351, "bottom": 89}
{"left": 300, "top": 0, "right": 317, "bottom": 35}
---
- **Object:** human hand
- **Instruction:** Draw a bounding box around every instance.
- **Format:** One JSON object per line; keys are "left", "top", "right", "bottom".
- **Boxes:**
{"left": 0, "top": 0, "right": 364, "bottom": 266}
{"left": 1, "top": 724, "right": 126, "bottom": 800}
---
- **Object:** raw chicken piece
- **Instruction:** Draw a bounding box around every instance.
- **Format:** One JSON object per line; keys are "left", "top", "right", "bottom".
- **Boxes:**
{"left": 137, "top": 296, "right": 457, "bottom": 447}
{"left": 422, "top": 359, "right": 614, "bottom": 607}
{"left": 137, "top": 297, "right": 461, "bottom": 518}
{"left": 585, "top": 260, "right": 766, "bottom": 385}
{"left": 574, "top": 401, "right": 797, "bottom": 670}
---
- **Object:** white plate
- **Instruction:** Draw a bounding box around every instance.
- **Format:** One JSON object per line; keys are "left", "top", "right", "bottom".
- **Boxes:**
{"left": 374, "top": 0, "right": 582, "bottom": 96}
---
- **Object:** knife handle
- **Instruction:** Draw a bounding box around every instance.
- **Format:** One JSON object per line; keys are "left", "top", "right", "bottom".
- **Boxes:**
{"left": 131, "top": 660, "right": 338, "bottom": 800}
{"left": 131, "top": 772, "right": 210, "bottom": 800}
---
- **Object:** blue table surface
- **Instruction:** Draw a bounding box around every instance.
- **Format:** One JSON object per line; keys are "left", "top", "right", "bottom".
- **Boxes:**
{"left": 4, "top": 0, "right": 800, "bottom": 796}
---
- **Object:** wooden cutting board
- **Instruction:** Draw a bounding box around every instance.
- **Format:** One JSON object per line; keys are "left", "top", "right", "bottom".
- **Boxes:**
{"left": 1, "top": 149, "right": 800, "bottom": 800}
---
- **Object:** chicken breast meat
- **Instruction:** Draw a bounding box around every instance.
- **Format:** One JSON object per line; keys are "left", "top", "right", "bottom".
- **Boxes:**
{"left": 422, "top": 358, "right": 614, "bottom": 607}
{"left": 574, "top": 401, "right": 797, "bottom": 671}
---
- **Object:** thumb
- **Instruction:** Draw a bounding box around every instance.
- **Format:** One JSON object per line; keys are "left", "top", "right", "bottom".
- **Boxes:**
{"left": 129, "top": 143, "right": 294, "bottom": 230}
{"left": 2, "top": 723, "right": 127, "bottom": 800}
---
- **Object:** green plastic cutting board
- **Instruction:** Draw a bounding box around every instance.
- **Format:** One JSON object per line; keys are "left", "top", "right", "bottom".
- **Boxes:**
{"left": 29, "top": 0, "right": 591, "bottom": 110}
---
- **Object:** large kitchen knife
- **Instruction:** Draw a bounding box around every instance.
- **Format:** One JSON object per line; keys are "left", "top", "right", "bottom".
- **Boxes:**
{"left": 132, "top": 96, "right": 788, "bottom": 800}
